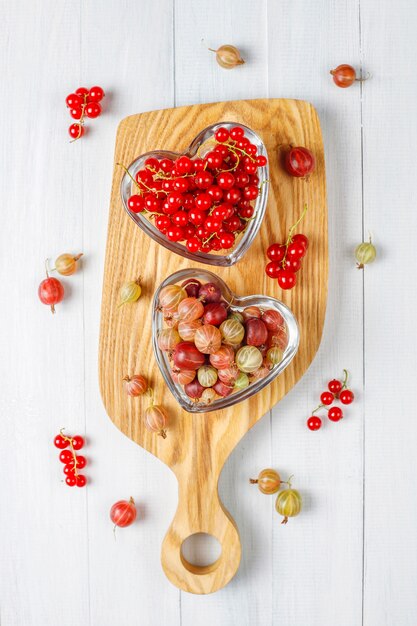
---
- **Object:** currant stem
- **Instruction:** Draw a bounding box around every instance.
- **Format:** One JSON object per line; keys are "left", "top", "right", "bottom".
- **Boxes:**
{"left": 342, "top": 369, "right": 349, "bottom": 389}
{"left": 281, "top": 204, "right": 308, "bottom": 268}
{"left": 312, "top": 404, "right": 326, "bottom": 414}
{"left": 59, "top": 428, "right": 79, "bottom": 477}
{"left": 117, "top": 163, "right": 144, "bottom": 195}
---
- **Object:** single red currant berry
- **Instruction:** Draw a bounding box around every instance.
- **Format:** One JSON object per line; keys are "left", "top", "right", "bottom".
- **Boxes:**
{"left": 204, "top": 216, "right": 222, "bottom": 233}
{"left": 186, "top": 237, "right": 201, "bottom": 253}
{"left": 246, "top": 143, "right": 257, "bottom": 156}
{"left": 172, "top": 211, "right": 188, "bottom": 227}
{"left": 229, "top": 126, "right": 244, "bottom": 140}
{"left": 340, "top": 389, "right": 354, "bottom": 404}
{"left": 224, "top": 216, "right": 241, "bottom": 232}
{"left": 235, "top": 172, "right": 250, "bottom": 188}
{"left": 192, "top": 158, "right": 206, "bottom": 172}
{"left": 216, "top": 172, "right": 235, "bottom": 190}
{"left": 189, "top": 208, "right": 206, "bottom": 226}
{"left": 54, "top": 434, "right": 68, "bottom": 449}
{"left": 328, "top": 407, "right": 343, "bottom": 422}
{"left": 160, "top": 158, "right": 174, "bottom": 173}
{"left": 127, "top": 195, "right": 145, "bottom": 213}
{"left": 205, "top": 151, "right": 223, "bottom": 169}
{"left": 292, "top": 233, "right": 309, "bottom": 250}
{"left": 284, "top": 258, "right": 302, "bottom": 272}
{"left": 238, "top": 205, "right": 254, "bottom": 219}
{"left": 69, "top": 124, "right": 84, "bottom": 140}
{"left": 224, "top": 188, "right": 241, "bottom": 205}
{"left": 175, "top": 156, "right": 193, "bottom": 175}
{"left": 195, "top": 192, "right": 212, "bottom": 211}
{"left": 277, "top": 269, "right": 297, "bottom": 290}
{"left": 214, "top": 127, "right": 230, "bottom": 142}
{"left": 307, "top": 416, "right": 322, "bottom": 431}
{"left": 243, "top": 185, "right": 258, "bottom": 201}
{"left": 59, "top": 450, "right": 73, "bottom": 464}
{"left": 256, "top": 155, "right": 267, "bottom": 167}
{"left": 243, "top": 158, "right": 257, "bottom": 175}
{"left": 182, "top": 193, "right": 195, "bottom": 209}
{"left": 207, "top": 185, "right": 223, "bottom": 202}
{"left": 85, "top": 102, "right": 101, "bottom": 118}
{"left": 267, "top": 243, "right": 286, "bottom": 262}
{"left": 75, "top": 87, "right": 89, "bottom": 97}
{"left": 236, "top": 137, "right": 249, "bottom": 150}
{"left": 265, "top": 261, "right": 281, "bottom": 279}
{"left": 72, "top": 435, "right": 85, "bottom": 450}
{"left": 76, "top": 475, "right": 87, "bottom": 488}
{"left": 144, "top": 157, "right": 160, "bottom": 171}
{"left": 183, "top": 225, "right": 196, "bottom": 239}
{"left": 287, "top": 241, "right": 307, "bottom": 260}
{"left": 166, "top": 225, "right": 185, "bottom": 241}
{"left": 328, "top": 379, "right": 343, "bottom": 394}
{"left": 155, "top": 215, "right": 170, "bottom": 233}
{"left": 66, "top": 475, "right": 77, "bottom": 487}
{"left": 195, "top": 171, "right": 213, "bottom": 189}
{"left": 63, "top": 464, "right": 75, "bottom": 476}
{"left": 219, "top": 232, "right": 235, "bottom": 249}
{"left": 167, "top": 191, "right": 183, "bottom": 210}
{"left": 72, "top": 455, "right": 87, "bottom": 469}
{"left": 87, "top": 86, "right": 105, "bottom": 102}
{"left": 66, "top": 93, "right": 83, "bottom": 108}
{"left": 320, "top": 391, "right": 334, "bottom": 406}
{"left": 70, "top": 107, "right": 83, "bottom": 120}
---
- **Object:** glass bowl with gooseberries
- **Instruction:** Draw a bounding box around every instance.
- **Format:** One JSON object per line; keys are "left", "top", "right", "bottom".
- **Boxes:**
{"left": 152, "top": 269, "right": 299, "bottom": 413}
{"left": 120, "top": 122, "right": 269, "bottom": 267}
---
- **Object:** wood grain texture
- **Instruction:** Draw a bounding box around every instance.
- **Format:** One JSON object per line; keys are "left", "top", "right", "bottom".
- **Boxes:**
{"left": 99, "top": 98, "right": 328, "bottom": 593}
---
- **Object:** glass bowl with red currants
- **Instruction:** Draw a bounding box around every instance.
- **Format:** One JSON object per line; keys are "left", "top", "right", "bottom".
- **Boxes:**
{"left": 152, "top": 269, "right": 299, "bottom": 413}
{"left": 120, "top": 123, "right": 269, "bottom": 266}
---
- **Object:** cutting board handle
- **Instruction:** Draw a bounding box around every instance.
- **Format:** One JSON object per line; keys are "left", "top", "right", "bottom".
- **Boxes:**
{"left": 160, "top": 474, "right": 241, "bottom": 594}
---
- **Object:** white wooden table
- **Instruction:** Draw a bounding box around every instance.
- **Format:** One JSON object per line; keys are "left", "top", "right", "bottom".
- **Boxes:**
{"left": 2, "top": 1, "right": 416, "bottom": 624}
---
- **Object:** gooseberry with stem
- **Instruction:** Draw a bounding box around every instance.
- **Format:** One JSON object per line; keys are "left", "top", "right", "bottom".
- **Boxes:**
{"left": 250, "top": 468, "right": 282, "bottom": 494}
{"left": 38, "top": 259, "right": 64, "bottom": 314}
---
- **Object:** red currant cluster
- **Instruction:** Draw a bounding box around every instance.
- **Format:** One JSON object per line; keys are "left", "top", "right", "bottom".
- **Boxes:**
{"left": 65, "top": 86, "right": 105, "bottom": 141}
{"left": 265, "top": 204, "right": 309, "bottom": 290}
{"left": 124, "top": 125, "right": 268, "bottom": 254}
{"left": 54, "top": 430, "right": 87, "bottom": 487}
{"left": 307, "top": 370, "right": 355, "bottom": 431}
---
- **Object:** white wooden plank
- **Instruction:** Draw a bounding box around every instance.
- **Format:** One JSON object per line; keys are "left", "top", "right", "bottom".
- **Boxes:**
{"left": 360, "top": 1, "right": 417, "bottom": 624}
{"left": 267, "top": 2, "right": 364, "bottom": 625}
{"left": 80, "top": 1, "right": 181, "bottom": 625}
{"left": 173, "top": 1, "right": 274, "bottom": 623}
{"left": 0, "top": 2, "right": 89, "bottom": 625}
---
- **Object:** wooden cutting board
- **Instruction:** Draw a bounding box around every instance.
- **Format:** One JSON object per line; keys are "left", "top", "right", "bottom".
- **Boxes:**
{"left": 99, "top": 98, "right": 327, "bottom": 594}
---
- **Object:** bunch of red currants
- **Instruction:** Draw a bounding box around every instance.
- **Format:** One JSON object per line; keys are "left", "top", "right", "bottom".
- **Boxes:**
{"left": 125, "top": 125, "right": 267, "bottom": 254}
{"left": 54, "top": 430, "right": 87, "bottom": 487}
{"left": 65, "top": 86, "right": 105, "bottom": 141}
{"left": 307, "top": 370, "right": 355, "bottom": 430}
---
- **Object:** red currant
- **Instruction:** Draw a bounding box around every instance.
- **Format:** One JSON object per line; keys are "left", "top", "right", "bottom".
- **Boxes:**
{"left": 219, "top": 232, "right": 235, "bottom": 249}
{"left": 204, "top": 217, "right": 222, "bottom": 233}
{"left": 72, "top": 435, "right": 84, "bottom": 450}
{"left": 235, "top": 172, "right": 250, "bottom": 188}
{"left": 224, "top": 188, "right": 241, "bottom": 205}
{"left": 224, "top": 216, "right": 242, "bottom": 232}
{"left": 63, "top": 464, "right": 75, "bottom": 476}
{"left": 195, "top": 171, "right": 213, "bottom": 190}
{"left": 307, "top": 416, "right": 322, "bottom": 431}
{"left": 160, "top": 158, "right": 174, "bottom": 173}
{"left": 320, "top": 391, "right": 334, "bottom": 406}
{"left": 166, "top": 225, "right": 185, "bottom": 241}
{"left": 216, "top": 172, "right": 235, "bottom": 190}
{"left": 87, "top": 86, "right": 105, "bottom": 102}
{"left": 230, "top": 126, "right": 244, "bottom": 140}
{"left": 277, "top": 269, "right": 297, "bottom": 290}
{"left": 183, "top": 224, "right": 196, "bottom": 239}
{"left": 155, "top": 215, "right": 171, "bottom": 233}
{"left": 292, "top": 233, "right": 309, "bottom": 250}
{"left": 182, "top": 193, "right": 195, "bottom": 209}
{"left": 144, "top": 157, "right": 160, "bottom": 171}
{"left": 167, "top": 191, "right": 183, "bottom": 210}
{"left": 205, "top": 151, "right": 223, "bottom": 169}
{"left": 328, "top": 379, "right": 343, "bottom": 394}
{"left": 66, "top": 93, "right": 83, "bottom": 108}
{"left": 267, "top": 243, "right": 286, "bottom": 262}
{"left": 328, "top": 407, "right": 343, "bottom": 422}
{"left": 340, "top": 389, "right": 354, "bottom": 404}
{"left": 195, "top": 193, "right": 212, "bottom": 211}
{"left": 214, "top": 144, "right": 229, "bottom": 158}
{"left": 186, "top": 237, "right": 201, "bottom": 253}
{"left": 265, "top": 261, "right": 281, "bottom": 279}
{"left": 246, "top": 143, "right": 257, "bottom": 156}
{"left": 243, "top": 158, "right": 257, "bottom": 175}
{"left": 189, "top": 208, "right": 206, "bottom": 226}
{"left": 243, "top": 185, "right": 258, "bottom": 201}
{"left": 238, "top": 205, "right": 254, "bottom": 219}
{"left": 127, "top": 194, "right": 145, "bottom": 213}
{"left": 207, "top": 186, "right": 223, "bottom": 202}
{"left": 215, "top": 127, "right": 230, "bottom": 142}
{"left": 75, "top": 87, "right": 89, "bottom": 97}
{"left": 172, "top": 211, "right": 188, "bottom": 227}
{"left": 144, "top": 194, "right": 161, "bottom": 213}
{"left": 256, "top": 155, "right": 267, "bottom": 167}
{"left": 287, "top": 241, "right": 307, "bottom": 260}
{"left": 69, "top": 124, "right": 84, "bottom": 139}
{"left": 59, "top": 450, "right": 73, "bottom": 464}
{"left": 192, "top": 158, "right": 206, "bottom": 172}
{"left": 76, "top": 475, "right": 87, "bottom": 488}
{"left": 69, "top": 107, "right": 83, "bottom": 120}
{"left": 69, "top": 455, "right": 87, "bottom": 469}
{"left": 284, "top": 257, "right": 302, "bottom": 272}
{"left": 54, "top": 434, "right": 69, "bottom": 449}
{"left": 175, "top": 156, "right": 193, "bottom": 175}
{"left": 66, "top": 475, "right": 77, "bottom": 487}
{"left": 85, "top": 102, "right": 101, "bottom": 118}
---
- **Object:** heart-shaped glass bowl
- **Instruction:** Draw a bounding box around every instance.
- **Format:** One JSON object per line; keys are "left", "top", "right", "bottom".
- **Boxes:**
{"left": 120, "top": 122, "right": 269, "bottom": 267}
{"left": 152, "top": 269, "right": 300, "bottom": 413}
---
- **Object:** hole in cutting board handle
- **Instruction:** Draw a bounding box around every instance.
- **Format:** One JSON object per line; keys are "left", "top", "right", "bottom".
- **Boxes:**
{"left": 180, "top": 533, "right": 222, "bottom": 575}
